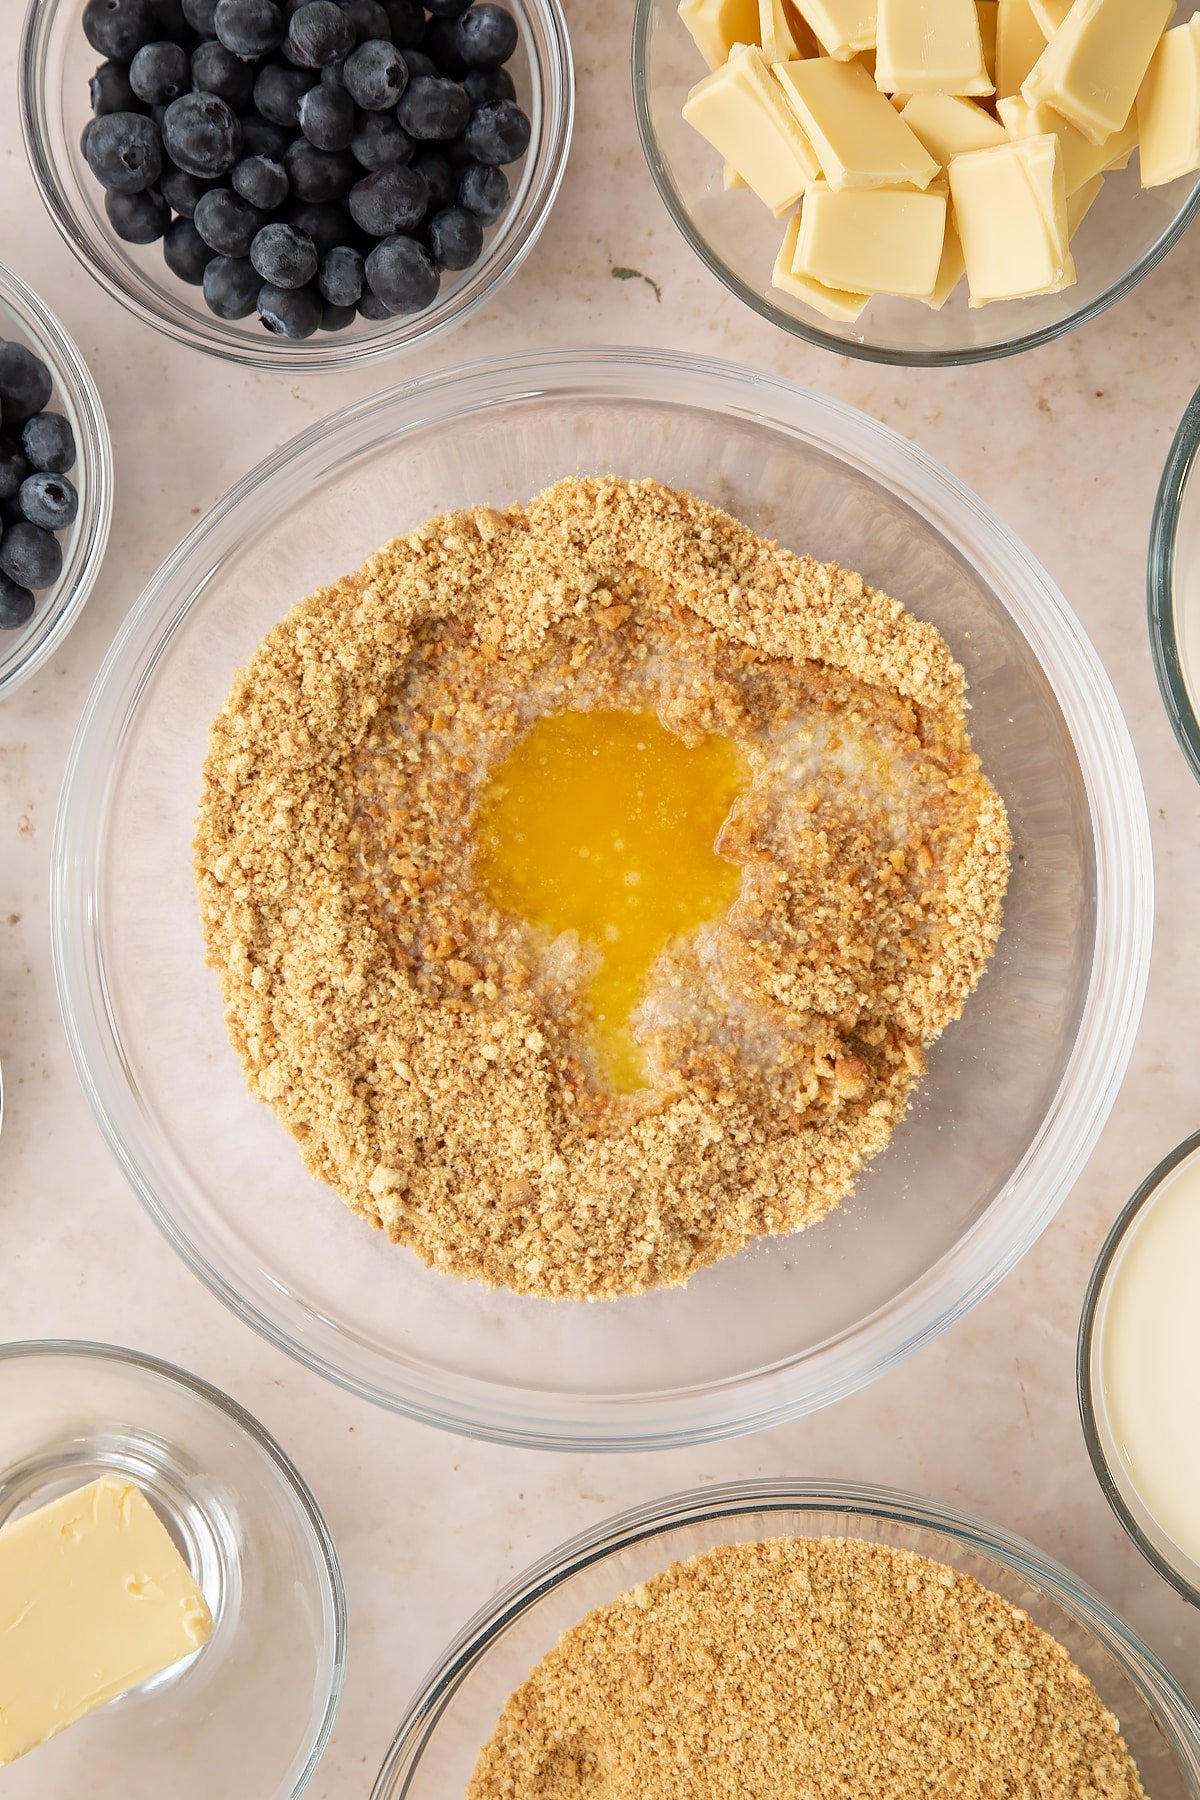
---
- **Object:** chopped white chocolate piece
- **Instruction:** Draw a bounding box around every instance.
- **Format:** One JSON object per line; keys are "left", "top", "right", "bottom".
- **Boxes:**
{"left": 774, "top": 56, "right": 939, "bottom": 187}
{"left": 1066, "top": 169, "right": 1104, "bottom": 233}
{"left": 791, "top": 0, "right": 877, "bottom": 60}
{"left": 759, "top": 0, "right": 821, "bottom": 58}
{"left": 977, "top": 1, "right": 999, "bottom": 90}
{"left": 678, "top": 0, "right": 762, "bottom": 70}
{"left": 683, "top": 44, "right": 821, "bottom": 212}
{"left": 793, "top": 179, "right": 947, "bottom": 292}
{"left": 918, "top": 212, "right": 967, "bottom": 306}
{"left": 875, "top": 0, "right": 994, "bottom": 96}
{"left": 949, "top": 133, "right": 1075, "bottom": 302}
{"left": 995, "top": 0, "right": 1046, "bottom": 99}
{"left": 772, "top": 206, "right": 870, "bottom": 314}
{"left": 1027, "top": 0, "right": 1071, "bottom": 33}
{"left": 901, "top": 92, "right": 1007, "bottom": 161}
{"left": 1138, "top": 18, "right": 1200, "bottom": 188}
{"left": 1022, "top": 0, "right": 1174, "bottom": 146}
{"left": 723, "top": 157, "right": 748, "bottom": 186}
{"left": 998, "top": 91, "right": 1136, "bottom": 193}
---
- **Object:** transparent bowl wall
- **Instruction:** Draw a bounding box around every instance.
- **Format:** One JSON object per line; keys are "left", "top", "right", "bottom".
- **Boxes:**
{"left": 20, "top": 0, "right": 574, "bottom": 373}
{"left": 0, "top": 260, "right": 112, "bottom": 696}
{"left": 53, "top": 348, "right": 1150, "bottom": 1451}
{"left": 1149, "top": 383, "right": 1200, "bottom": 784}
{"left": 632, "top": 0, "right": 1200, "bottom": 366}
{"left": 373, "top": 1481, "right": 1200, "bottom": 1797}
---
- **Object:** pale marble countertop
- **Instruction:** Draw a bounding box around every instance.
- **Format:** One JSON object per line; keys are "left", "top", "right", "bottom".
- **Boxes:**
{"left": 3, "top": 6, "right": 1200, "bottom": 1796}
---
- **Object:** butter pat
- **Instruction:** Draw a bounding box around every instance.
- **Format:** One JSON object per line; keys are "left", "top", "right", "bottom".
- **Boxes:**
{"left": 772, "top": 207, "right": 870, "bottom": 315}
{"left": 949, "top": 132, "right": 1075, "bottom": 302}
{"left": 998, "top": 91, "right": 1136, "bottom": 194}
{"left": 683, "top": 44, "right": 821, "bottom": 211}
{"left": 995, "top": 0, "right": 1046, "bottom": 99}
{"left": 1138, "top": 19, "right": 1200, "bottom": 188}
{"left": 759, "top": 0, "right": 821, "bottom": 58}
{"left": 678, "top": 0, "right": 761, "bottom": 70}
{"left": 901, "top": 92, "right": 1007, "bottom": 161}
{"left": 876, "top": 0, "right": 994, "bottom": 95}
{"left": 1022, "top": 0, "right": 1175, "bottom": 146}
{"left": 791, "top": 0, "right": 876, "bottom": 59}
{"left": 775, "top": 56, "right": 939, "bottom": 187}
{"left": 793, "top": 180, "right": 947, "bottom": 292}
{"left": 0, "top": 1477, "right": 213, "bottom": 1765}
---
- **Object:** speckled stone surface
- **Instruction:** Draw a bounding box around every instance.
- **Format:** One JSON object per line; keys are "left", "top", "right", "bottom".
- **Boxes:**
{"left": 3, "top": 6, "right": 1200, "bottom": 1795}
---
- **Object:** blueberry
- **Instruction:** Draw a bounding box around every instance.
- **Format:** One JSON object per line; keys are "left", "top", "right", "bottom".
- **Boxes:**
{"left": 317, "top": 241, "right": 364, "bottom": 304}
{"left": 454, "top": 5, "right": 517, "bottom": 69}
{"left": 338, "top": 0, "right": 392, "bottom": 41}
{"left": 194, "top": 186, "right": 266, "bottom": 254}
{"left": 283, "top": 137, "right": 357, "bottom": 199}
{"left": 18, "top": 472, "right": 79, "bottom": 531}
{"left": 85, "top": 111, "right": 164, "bottom": 192}
{"left": 424, "top": 15, "right": 469, "bottom": 79}
{"left": 464, "top": 64, "right": 514, "bottom": 104}
{"left": 182, "top": 0, "right": 219, "bottom": 26}
{"left": 364, "top": 232, "right": 437, "bottom": 311}
{"left": 250, "top": 220, "right": 319, "bottom": 286}
{"left": 239, "top": 111, "right": 294, "bottom": 157}
{"left": 395, "top": 75, "right": 469, "bottom": 141}
{"left": 162, "top": 215, "right": 218, "bottom": 280}
{"left": 21, "top": 413, "right": 77, "bottom": 476}
{"left": 412, "top": 149, "right": 454, "bottom": 209}
{"left": 161, "top": 92, "right": 243, "bottom": 175}
{"left": 253, "top": 62, "right": 317, "bottom": 125}
{"left": 401, "top": 48, "right": 437, "bottom": 79}
{"left": 90, "top": 60, "right": 141, "bottom": 115}
{"left": 202, "top": 253, "right": 265, "bottom": 316}
{"left": 381, "top": 0, "right": 423, "bottom": 45}
{"left": 462, "top": 97, "right": 529, "bottom": 164}
{"left": 0, "top": 344, "right": 54, "bottom": 426}
{"left": 0, "top": 442, "right": 29, "bottom": 501}
{"left": 214, "top": 0, "right": 285, "bottom": 58}
{"left": 348, "top": 164, "right": 427, "bottom": 234}
{"left": 424, "top": 0, "right": 470, "bottom": 16}
{"left": 456, "top": 157, "right": 506, "bottom": 221}
{"left": 160, "top": 160, "right": 217, "bottom": 214}
{"left": 153, "top": 0, "right": 189, "bottom": 34}
{"left": 285, "top": 1, "right": 355, "bottom": 66}
{"left": 298, "top": 81, "right": 355, "bottom": 148}
{"left": 357, "top": 286, "right": 391, "bottom": 318}
{"left": 129, "top": 39, "right": 191, "bottom": 103}
{"left": 83, "top": 0, "right": 163, "bottom": 61}
{"left": 0, "top": 573, "right": 36, "bottom": 631}
{"left": 191, "top": 40, "right": 257, "bottom": 109}
{"left": 284, "top": 199, "right": 347, "bottom": 250}
{"left": 232, "top": 152, "right": 289, "bottom": 207}
{"left": 425, "top": 203, "right": 481, "bottom": 269}
{"left": 105, "top": 184, "right": 171, "bottom": 241}
{"left": 319, "top": 299, "right": 357, "bottom": 330}
{"left": 0, "top": 522, "right": 63, "bottom": 591}
{"left": 257, "top": 281, "right": 323, "bottom": 335}
{"left": 350, "top": 110, "right": 412, "bottom": 168}
{"left": 343, "top": 38, "right": 407, "bottom": 108}
{"left": 319, "top": 57, "right": 346, "bottom": 87}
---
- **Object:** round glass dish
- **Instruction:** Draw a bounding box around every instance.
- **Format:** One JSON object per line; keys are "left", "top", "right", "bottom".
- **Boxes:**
{"left": 632, "top": 0, "right": 1200, "bottom": 367}
{"left": 372, "top": 1478, "right": 1200, "bottom": 1796}
{"left": 0, "top": 259, "right": 112, "bottom": 697}
{"left": 1079, "top": 1129, "right": 1200, "bottom": 1610}
{"left": 1149, "top": 383, "right": 1200, "bottom": 783}
{"left": 0, "top": 1340, "right": 345, "bottom": 1798}
{"left": 20, "top": 0, "right": 574, "bottom": 373}
{"left": 52, "top": 347, "right": 1150, "bottom": 1451}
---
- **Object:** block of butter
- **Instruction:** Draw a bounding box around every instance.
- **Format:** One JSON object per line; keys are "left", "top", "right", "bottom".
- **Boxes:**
{"left": 683, "top": 43, "right": 821, "bottom": 212}
{"left": 875, "top": 0, "right": 994, "bottom": 95}
{"left": 678, "top": 0, "right": 761, "bottom": 71}
{"left": 0, "top": 1476, "right": 213, "bottom": 1765}
{"left": 995, "top": 0, "right": 1045, "bottom": 100}
{"left": 759, "top": 0, "right": 822, "bottom": 59}
{"left": 900, "top": 92, "right": 1007, "bottom": 161}
{"left": 998, "top": 92, "right": 1137, "bottom": 193}
{"left": 1138, "top": 18, "right": 1200, "bottom": 188}
{"left": 772, "top": 206, "right": 870, "bottom": 315}
{"left": 949, "top": 132, "right": 1076, "bottom": 302}
{"left": 791, "top": 0, "right": 877, "bottom": 59}
{"left": 775, "top": 56, "right": 939, "bottom": 187}
{"left": 793, "top": 179, "right": 947, "bottom": 292}
{"left": 1022, "top": 0, "right": 1175, "bottom": 146}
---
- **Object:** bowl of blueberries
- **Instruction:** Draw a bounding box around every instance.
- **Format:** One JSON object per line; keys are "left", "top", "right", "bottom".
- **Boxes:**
{"left": 20, "top": 0, "right": 573, "bottom": 367}
{"left": 0, "top": 260, "right": 112, "bottom": 696}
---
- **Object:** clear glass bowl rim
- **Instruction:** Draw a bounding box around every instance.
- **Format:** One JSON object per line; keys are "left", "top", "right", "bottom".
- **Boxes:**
{"left": 371, "top": 1475, "right": 1200, "bottom": 1795}
{"left": 1148, "top": 383, "right": 1200, "bottom": 784}
{"left": 19, "top": 0, "right": 575, "bottom": 374}
{"left": 0, "top": 258, "right": 113, "bottom": 698}
{"left": 629, "top": 0, "right": 1200, "bottom": 369}
{"left": 1077, "top": 1127, "right": 1200, "bottom": 1612}
{"left": 51, "top": 344, "right": 1152, "bottom": 1451}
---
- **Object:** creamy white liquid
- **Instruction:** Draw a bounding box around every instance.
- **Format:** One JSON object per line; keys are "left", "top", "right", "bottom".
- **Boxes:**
{"left": 1100, "top": 1149, "right": 1200, "bottom": 1571}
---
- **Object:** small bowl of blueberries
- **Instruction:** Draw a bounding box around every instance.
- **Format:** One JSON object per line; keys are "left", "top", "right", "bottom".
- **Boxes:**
{"left": 20, "top": 0, "right": 573, "bottom": 368}
{"left": 0, "top": 260, "right": 112, "bottom": 695}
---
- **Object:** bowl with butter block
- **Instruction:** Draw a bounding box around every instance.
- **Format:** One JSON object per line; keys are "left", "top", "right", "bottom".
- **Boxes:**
{"left": 633, "top": 0, "right": 1200, "bottom": 364}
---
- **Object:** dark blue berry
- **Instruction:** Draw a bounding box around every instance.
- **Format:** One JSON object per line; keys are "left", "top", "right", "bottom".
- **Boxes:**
{"left": 424, "top": 0, "right": 470, "bottom": 16}
{"left": 412, "top": 149, "right": 455, "bottom": 210}
{"left": 350, "top": 110, "right": 412, "bottom": 169}
{"left": 395, "top": 75, "right": 469, "bottom": 140}
{"left": 339, "top": 0, "right": 391, "bottom": 41}
{"left": 202, "top": 254, "right": 265, "bottom": 316}
{"left": 0, "top": 573, "right": 36, "bottom": 631}
{"left": 20, "top": 413, "right": 77, "bottom": 474}
{"left": 214, "top": 0, "right": 285, "bottom": 59}
{"left": 283, "top": 137, "right": 357, "bottom": 198}
{"left": 284, "top": 199, "right": 347, "bottom": 250}
{"left": 357, "top": 285, "right": 391, "bottom": 318}
{"left": 182, "top": 0, "right": 219, "bottom": 26}
{"left": 364, "top": 233, "right": 438, "bottom": 311}
{"left": 298, "top": 80, "right": 355, "bottom": 148}
{"left": 422, "top": 16, "right": 466, "bottom": 77}
{"left": 18, "top": 472, "right": 79, "bottom": 531}
{"left": 348, "top": 164, "right": 427, "bottom": 234}
{"left": 129, "top": 40, "right": 191, "bottom": 103}
{"left": 320, "top": 57, "right": 346, "bottom": 87}
{"left": 285, "top": 1, "right": 355, "bottom": 66}
{"left": 453, "top": 5, "right": 517, "bottom": 68}
{"left": 161, "top": 92, "right": 243, "bottom": 175}
{"left": 401, "top": 49, "right": 437, "bottom": 79}
{"left": 253, "top": 61, "right": 317, "bottom": 125}
{"left": 83, "top": 0, "right": 163, "bottom": 60}
{"left": 250, "top": 220, "right": 319, "bottom": 286}
{"left": 320, "top": 299, "right": 357, "bottom": 329}
{"left": 464, "top": 64, "right": 515, "bottom": 104}
{"left": 239, "top": 111, "right": 294, "bottom": 157}
{"left": 381, "top": 0, "right": 422, "bottom": 44}
{"left": 105, "top": 184, "right": 171, "bottom": 241}
{"left": 85, "top": 111, "right": 164, "bottom": 192}
{"left": 194, "top": 186, "right": 266, "bottom": 254}
{"left": 462, "top": 97, "right": 529, "bottom": 164}
{"left": 191, "top": 40, "right": 257, "bottom": 109}
{"left": 163, "top": 215, "right": 218, "bottom": 280}
{"left": 457, "top": 157, "right": 506, "bottom": 221}
{"left": 232, "top": 152, "right": 289, "bottom": 207}
{"left": 343, "top": 38, "right": 407, "bottom": 108}
{"left": 160, "top": 161, "right": 217, "bottom": 214}
{"left": 317, "top": 242, "right": 364, "bottom": 304}
{"left": 0, "top": 345, "right": 54, "bottom": 426}
{"left": 426, "top": 203, "right": 481, "bottom": 269}
{"left": 90, "top": 60, "right": 141, "bottom": 115}
{"left": 257, "top": 281, "right": 323, "bottom": 335}
{"left": 0, "top": 442, "right": 29, "bottom": 500}
{"left": 0, "top": 522, "right": 63, "bottom": 590}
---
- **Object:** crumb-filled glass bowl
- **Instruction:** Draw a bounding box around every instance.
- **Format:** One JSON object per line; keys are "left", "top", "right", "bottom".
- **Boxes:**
{"left": 1149, "top": 382, "right": 1200, "bottom": 783}
{"left": 52, "top": 347, "right": 1150, "bottom": 1451}
{"left": 20, "top": 0, "right": 573, "bottom": 373}
{"left": 0, "top": 260, "right": 112, "bottom": 697}
{"left": 372, "top": 1479, "right": 1200, "bottom": 1796}
{"left": 632, "top": 0, "right": 1200, "bottom": 367}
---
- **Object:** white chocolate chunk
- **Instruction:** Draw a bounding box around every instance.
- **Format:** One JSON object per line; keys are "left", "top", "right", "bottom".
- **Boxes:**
{"left": 775, "top": 56, "right": 939, "bottom": 188}
{"left": 1027, "top": 0, "right": 1071, "bottom": 32}
{"left": 918, "top": 213, "right": 967, "bottom": 306}
{"left": 995, "top": 0, "right": 1046, "bottom": 100}
{"left": 723, "top": 157, "right": 748, "bottom": 187}
{"left": 949, "top": 134, "right": 1075, "bottom": 302}
{"left": 998, "top": 91, "right": 1136, "bottom": 194}
{"left": 772, "top": 207, "right": 871, "bottom": 315}
{"left": 790, "top": 0, "right": 877, "bottom": 59}
{"left": 977, "top": 1, "right": 999, "bottom": 90}
{"left": 759, "top": 0, "right": 822, "bottom": 59}
{"left": 1022, "top": 0, "right": 1175, "bottom": 146}
{"left": 793, "top": 180, "right": 947, "bottom": 292}
{"left": 1066, "top": 169, "right": 1104, "bottom": 233}
{"left": 1138, "top": 18, "right": 1200, "bottom": 188}
{"left": 901, "top": 92, "right": 1007, "bottom": 161}
{"left": 683, "top": 44, "right": 822, "bottom": 212}
{"left": 678, "top": 0, "right": 762, "bottom": 70}
{"left": 875, "top": 0, "right": 994, "bottom": 95}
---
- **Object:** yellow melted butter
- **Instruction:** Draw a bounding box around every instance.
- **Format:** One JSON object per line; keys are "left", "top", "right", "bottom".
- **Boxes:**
{"left": 474, "top": 710, "right": 748, "bottom": 1092}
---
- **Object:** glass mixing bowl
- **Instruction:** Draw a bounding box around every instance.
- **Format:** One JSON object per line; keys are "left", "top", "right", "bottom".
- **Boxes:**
{"left": 632, "top": 0, "right": 1200, "bottom": 366}
{"left": 52, "top": 347, "right": 1150, "bottom": 1450}
{"left": 1149, "top": 382, "right": 1200, "bottom": 784}
{"left": 372, "top": 1479, "right": 1200, "bottom": 1796}
{"left": 20, "top": 0, "right": 573, "bottom": 372}
{"left": 0, "top": 259, "right": 112, "bottom": 698}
